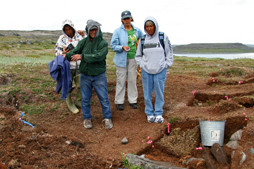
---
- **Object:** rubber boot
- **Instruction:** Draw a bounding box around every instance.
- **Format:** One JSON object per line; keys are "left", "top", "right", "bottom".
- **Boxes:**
{"left": 66, "top": 92, "right": 79, "bottom": 114}
{"left": 74, "top": 74, "right": 82, "bottom": 108}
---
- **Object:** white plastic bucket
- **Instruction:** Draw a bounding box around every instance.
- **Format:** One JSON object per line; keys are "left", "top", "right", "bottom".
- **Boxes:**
{"left": 199, "top": 120, "right": 226, "bottom": 146}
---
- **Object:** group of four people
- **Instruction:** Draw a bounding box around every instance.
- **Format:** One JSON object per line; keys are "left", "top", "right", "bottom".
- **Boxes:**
{"left": 54, "top": 10, "right": 174, "bottom": 130}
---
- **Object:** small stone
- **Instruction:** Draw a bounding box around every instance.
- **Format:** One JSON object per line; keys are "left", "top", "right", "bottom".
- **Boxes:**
{"left": 230, "top": 129, "right": 243, "bottom": 141}
{"left": 226, "top": 140, "right": 239, "bottom": 149}
{"left": 66, "top": 140, "right": 71, "bottom": 145}
{"left": 184, "top": 158, "right": 204, "bottom": 165}
{"left": 121, "top": 137, "right": 128, "bottom": 144}
{"left": 248, "top": 148, "right": 254, "bottom": 155}
{"left": 18, "top": 145, "right": 26, "bottom": 149}
{"left": 231, "top": 151, "right": 235, "bottom": 159}
{"left": 210, "top": 143, "right": 228, "bottom": 164}
{"left": 0, "top": 114, "right": 5, "bottom": 120}
{"left": 8, "top": 159, "right": 19, "bottom": 168}
{"left": 240, "top": 152, "right": 247, "bottom": 165}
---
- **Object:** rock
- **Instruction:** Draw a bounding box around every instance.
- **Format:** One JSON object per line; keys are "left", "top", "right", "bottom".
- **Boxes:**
{"left": 229, "top": 129, "right": 243, "bottom": 141}
{"left": 226, "top": 140, "right": 239, "bottom": 149}
{"left": 184, "top": 157, "right": 205, "bottom": 165}
{"left": 248, "top": 148, "right": 254, "bottom": 155}
{"left": 0, "top": 114, "right": 5, "bottom": 120}
{"left": 13, "top": 33, "right": 20, "bottom": 36}
{"left": 210, "top": 143, "right": 228, "bottom": 164}
{"left": 240, "top": 152, "right": 247, "bottom": 165}
{"left": 18, "top": 144, "right": 26, "bottom": 149}
{"left": 231, "top": 151, "right": 235, "bottom": 159}
{"left": 121, "top": 137, "right": 128, "bottom": 144}
{"left": 125, "top": 154, "right": 186, "bottom": 169}
{"left": 70, "top": 140, "right": 84, "bottom": 148}
{"left": 8, "top": 159, "right": 19, "bottom": 168}
{"left": 203, "top": 148, "right": 216, "bottom": 169}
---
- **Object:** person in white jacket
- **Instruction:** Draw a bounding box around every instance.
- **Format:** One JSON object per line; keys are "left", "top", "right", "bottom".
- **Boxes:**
{"left": 55, "top": 19, "right": 85, "bottom": 114}
{"left": 135, "top": 16, "right": 173, "bottom": 123}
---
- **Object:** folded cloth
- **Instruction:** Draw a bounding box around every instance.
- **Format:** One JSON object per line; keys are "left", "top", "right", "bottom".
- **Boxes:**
{"left": 48, "top": 55, "right": 72, "bottom": 99}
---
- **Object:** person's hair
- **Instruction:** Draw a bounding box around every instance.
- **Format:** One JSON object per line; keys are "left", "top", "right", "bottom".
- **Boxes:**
{"left": 145, "top": 20, "right": 154, "bottom": 27}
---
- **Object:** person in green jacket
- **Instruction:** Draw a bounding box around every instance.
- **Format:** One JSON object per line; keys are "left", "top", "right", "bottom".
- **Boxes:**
{"left": 64, "top": 19, "right": 113, "bottom": 130}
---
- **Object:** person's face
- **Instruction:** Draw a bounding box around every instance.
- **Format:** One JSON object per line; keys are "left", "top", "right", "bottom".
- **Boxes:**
{"left": 64, "top": 25, "right": 74, "bottom": 38}
{"left": 122, "top": 17, "right": 132, "bottom": 27}
{"left": 145, "top": 24, "right": 155, "bottom": 36}
{"left": 89, "top": 29, "right": 98, "bottom": 39}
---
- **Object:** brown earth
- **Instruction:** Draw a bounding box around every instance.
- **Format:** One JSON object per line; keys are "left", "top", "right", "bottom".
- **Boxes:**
{"left": 1, "top": 69, "right": 254, "bottom": 168}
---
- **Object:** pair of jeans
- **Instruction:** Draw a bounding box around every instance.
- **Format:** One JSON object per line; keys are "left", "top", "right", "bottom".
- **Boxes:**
{"left": 80, "top": 72, "right": 112, "bottom": 120}
{"left": 141, "top": 68, "right": 167, "bottom": 117}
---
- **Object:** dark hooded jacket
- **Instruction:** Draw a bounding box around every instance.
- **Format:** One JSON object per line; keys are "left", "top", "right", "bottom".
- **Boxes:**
{"left": 66, "top": 20, "right": 108, "bottom": 76}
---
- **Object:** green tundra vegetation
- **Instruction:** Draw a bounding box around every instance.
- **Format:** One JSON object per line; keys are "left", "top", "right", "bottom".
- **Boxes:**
{"left": 1, "top": 34, "right": 254, "bottom": 116}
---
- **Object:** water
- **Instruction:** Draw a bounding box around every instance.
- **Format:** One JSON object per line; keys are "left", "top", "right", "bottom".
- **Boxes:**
{"left": 174, "top": 53, "right": 254, "bottom": 60}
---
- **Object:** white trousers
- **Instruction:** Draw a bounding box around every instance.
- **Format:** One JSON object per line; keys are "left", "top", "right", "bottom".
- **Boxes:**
{"left": 115, "top": 59, "right": 138, "bottom": 104}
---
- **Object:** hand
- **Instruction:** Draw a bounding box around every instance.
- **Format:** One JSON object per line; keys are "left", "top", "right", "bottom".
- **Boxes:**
{"left": 137, "top": 67, "right": 141, "bottom": 79}
{"left": 122, "top": 46, "right": 130, "bottom": 52}
{"left": 62, "top": 47, "right": 70, "bottom": 54}
{"left": 77, "top": 30, "right": 85, "bottom": 37}
{"left": 71, "top": 54, "right": 81, "bottom": 61}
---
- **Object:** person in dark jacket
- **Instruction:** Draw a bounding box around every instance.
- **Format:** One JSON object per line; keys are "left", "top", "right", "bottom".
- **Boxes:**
{"left": 64, "top": 19, "right": 113, "bottom": 130}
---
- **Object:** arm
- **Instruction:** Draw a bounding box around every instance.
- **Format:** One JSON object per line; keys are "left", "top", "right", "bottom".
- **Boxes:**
{"left": 65, "top": 39, "right": 84, "bottom": 61}
{"left": 135, "top": 39, "right": 142, "bottom": 67}
{"left": 110, "top": 29, "right": 124, "bottom": 53}
{"left": 55, "top": 35, "right": 64, "bottom": 56}
{"left": 83, "top": 40, "right": 108, "bottom": 63}
{"left": 164, "top": 35, "right": 174, "bottom": 68}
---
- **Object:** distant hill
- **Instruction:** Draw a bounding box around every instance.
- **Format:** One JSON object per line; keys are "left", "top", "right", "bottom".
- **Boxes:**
{"left": 1, "top": 31, "right": 253, "bottom": 53}
{"left": 173, "top": 43, "right": 254, "bottom": 53}
{"left": 0, "top": 30, "right": 113, "bottom": 46}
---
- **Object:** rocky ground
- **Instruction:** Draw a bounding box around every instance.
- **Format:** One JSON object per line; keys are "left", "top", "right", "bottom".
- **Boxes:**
{"left": 0, "top": 30, "right": 254, "bottom": 168}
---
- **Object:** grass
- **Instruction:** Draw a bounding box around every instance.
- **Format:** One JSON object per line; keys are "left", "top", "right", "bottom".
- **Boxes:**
{"left": 1, "top": 35, "right": 254, "bottom": 122}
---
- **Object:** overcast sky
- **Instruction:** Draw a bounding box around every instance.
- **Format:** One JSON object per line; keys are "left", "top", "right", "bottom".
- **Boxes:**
{"left": 1, "top": 0, "right": 253, "bottom": 44}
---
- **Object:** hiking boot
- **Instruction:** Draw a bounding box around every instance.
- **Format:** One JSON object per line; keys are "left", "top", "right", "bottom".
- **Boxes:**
{"left": 147, "top": 116, "right": 155, "bottom": 123}
{"left": 66, "top": 93, "right": 79, "bottom": 114}
{"left": 154, "top": 116, "right": 164, "bottom": 123}
{"left": 116, "top": 104, "right": 124, "bottom": 111}
{"left": 104, "top": 119, "right": 113, "bottom": 130}
{"left": 83, "top": 119, "right": 92, "bottom": 129}
{"left": 129, "top": 103, "right": 138, "bottom": 109}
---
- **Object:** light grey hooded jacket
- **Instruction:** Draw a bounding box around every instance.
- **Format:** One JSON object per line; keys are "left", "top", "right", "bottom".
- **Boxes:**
{"left": 135, "top": 16, "right": 173, "bottom": 74}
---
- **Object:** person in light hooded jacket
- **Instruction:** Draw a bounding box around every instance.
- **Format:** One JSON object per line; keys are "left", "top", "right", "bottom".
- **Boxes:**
{"left": 135, "top": 16, "right": 173, "bottom": 123}
{"left": 55, "top": 19, "right": 85, "bottom": 114}
{"left": 111, "top": 10, "right": 143, "bottom": 111}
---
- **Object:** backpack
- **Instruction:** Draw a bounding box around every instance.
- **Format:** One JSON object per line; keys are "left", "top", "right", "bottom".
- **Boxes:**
{"left": 141, "top": 32, "right": 165, "bottom": 56}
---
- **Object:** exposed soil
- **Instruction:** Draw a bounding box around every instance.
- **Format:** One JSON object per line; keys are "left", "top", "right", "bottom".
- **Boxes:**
{"left": 1, "top": 69, "right": 254, "bottom": 168}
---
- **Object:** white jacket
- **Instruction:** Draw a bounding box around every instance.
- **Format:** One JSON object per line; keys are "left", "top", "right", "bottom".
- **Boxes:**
{"left": 55, "top": 19, "right": 83, "bottom": 69}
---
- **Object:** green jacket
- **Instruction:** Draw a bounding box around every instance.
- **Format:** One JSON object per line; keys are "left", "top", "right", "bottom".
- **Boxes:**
{"left": 66, "top": 30, "right": 108, "bottom": 76}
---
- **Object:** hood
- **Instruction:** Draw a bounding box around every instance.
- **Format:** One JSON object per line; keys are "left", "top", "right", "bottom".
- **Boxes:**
{"left": 62, "top": 19, "right": 76, "bottom": 37}
{"left": 144, "top": 16, "right": 159, "bottom": 38}
{"left": 85, "top": 19, "right": 102, "bottom": 38}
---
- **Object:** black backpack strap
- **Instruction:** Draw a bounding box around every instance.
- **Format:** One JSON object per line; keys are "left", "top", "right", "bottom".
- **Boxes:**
{"left": 141, "top": 34, "right": 146, "bottom": 55}
{"left": 141, "top": 33, "right": 165, "bottom": 56}
{"left": 159, "top": 32, "right": 166, "bottom": 56}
